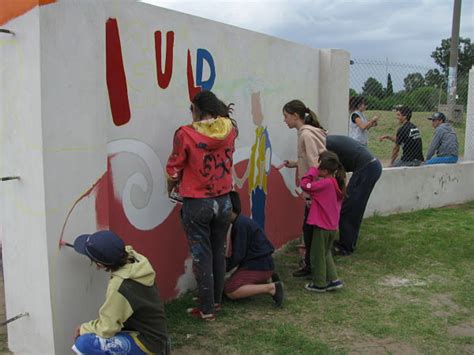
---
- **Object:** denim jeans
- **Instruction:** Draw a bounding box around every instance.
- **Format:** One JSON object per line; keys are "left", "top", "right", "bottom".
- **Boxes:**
{"left": 425, "top": 155, "right": 458, "bottom": 165}
{"left": 392, "top": 159, "right": 423, "bottom": 167}
{"left": 73, "top": 332, "right": 147, "bottom": 355}
{"left": 181, "top": 194, "right": 232, "bottom": 314}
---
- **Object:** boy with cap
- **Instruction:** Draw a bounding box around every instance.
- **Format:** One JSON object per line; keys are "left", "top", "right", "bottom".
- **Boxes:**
{"left": 425, "top": 112, "right": 459, "bottom": 164}
{"left": 71, "top": 230, "right": 169, "bottom": 355}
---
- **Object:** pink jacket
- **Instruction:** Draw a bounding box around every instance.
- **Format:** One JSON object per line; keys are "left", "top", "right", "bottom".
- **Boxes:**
{"left": 300, "top": 167, "right": 343, "bottom": 231}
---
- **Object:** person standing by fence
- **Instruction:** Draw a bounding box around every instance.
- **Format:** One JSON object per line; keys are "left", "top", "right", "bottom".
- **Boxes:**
{"left": 379, "top": 105, "right": 424, "bottom": 167}
{"left": 425, "top": 112, "right": 459, "bottom": 165}
{"left": 166, "top": 90, "right": 238, "bottom": 321}
{"left": 348, "top": 96, "right": 380, "bottom": 146}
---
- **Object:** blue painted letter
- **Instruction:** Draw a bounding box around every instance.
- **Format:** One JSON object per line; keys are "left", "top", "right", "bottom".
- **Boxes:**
{"left": 196, "top": 49, "right": 216, "bottom": 91}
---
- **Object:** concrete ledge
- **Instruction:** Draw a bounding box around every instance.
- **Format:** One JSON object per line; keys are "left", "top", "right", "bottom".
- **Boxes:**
{"left": 365, "top": 161, "right": 474, "bottom": 217}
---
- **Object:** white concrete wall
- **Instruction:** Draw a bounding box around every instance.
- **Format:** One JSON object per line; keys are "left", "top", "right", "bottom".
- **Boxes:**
{"left": 319, "top": 49, "right": 350, "bottom": 135}
{"left": 0, "top": 8, "right": 55, "bottom": 354}
{"left": 366, "top": 162, "right": 474, "bottom": 217}
{"left": 39, "top": 2, "right": 111, "bottom": 354}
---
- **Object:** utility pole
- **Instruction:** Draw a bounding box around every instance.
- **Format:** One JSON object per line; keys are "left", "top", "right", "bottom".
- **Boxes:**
{"left": 447, "top": 0, "right": 462, "bottom": 122}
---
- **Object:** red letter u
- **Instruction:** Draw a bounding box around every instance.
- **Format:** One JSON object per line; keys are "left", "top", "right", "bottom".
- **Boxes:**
{"left": 154, "top": 31, "right": 174, "bottom": 89}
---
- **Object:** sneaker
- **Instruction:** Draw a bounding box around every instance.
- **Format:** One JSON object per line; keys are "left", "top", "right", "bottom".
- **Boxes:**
{"left": 272, "top": 281, "right": 284, "bottom": 307}
{"left": 292, "top": 267, "right": 311, "bottom": 277}
{"left": 191, "top": 298, "right": 222, "bottom": 312}
{"left": 271, "top": 272, "right": 281, "bottom": 282}
{"left": 333, "top": 243, "right": 352, "bottom": 256}
{"left": 186, "top": 307, "right": 216, "bottom": 321}
{"left": 304, "top": 283, "right": 327, "bottom": 293}
{"left": 326, "top": 280, "right": 343, "bottom": 291}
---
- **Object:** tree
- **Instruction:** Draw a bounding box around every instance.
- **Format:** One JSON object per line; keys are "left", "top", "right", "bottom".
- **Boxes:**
{"left": 424, "top": 68, "right": 445, "bottom": 89}
{"left": 385, "top": 73, "right": 393, "bottom": 97}
{"left": 431, "top": 37, "right": 474, "bottom": 76}
{"left": 403, "top": 72, "right": 425, "bottom": 92}
{"left": 362, "top": 77, "right": 384, "bottom": 99}
{"left": 349, "top": 88, "right": 358, "bottom": 97}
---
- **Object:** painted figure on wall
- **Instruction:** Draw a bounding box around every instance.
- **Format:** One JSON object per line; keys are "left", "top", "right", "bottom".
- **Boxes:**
{"left": 247, "top": 92, "right": 272, "bottom": 230}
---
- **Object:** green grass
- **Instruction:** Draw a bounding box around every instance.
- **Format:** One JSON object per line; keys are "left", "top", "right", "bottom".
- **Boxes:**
{"left": 166, "top": 202, "right": 474, "bottom": 353}
{"left": 366, "top": 110, "right": 466, "bottom": 165}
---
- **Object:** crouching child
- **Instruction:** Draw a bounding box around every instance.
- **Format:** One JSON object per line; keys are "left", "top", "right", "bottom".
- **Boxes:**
{"left": 71, "top": 230, "right": 169, "bottom": 355}
{"left": 224, "top": 191, "right": 284, "bottom": 307}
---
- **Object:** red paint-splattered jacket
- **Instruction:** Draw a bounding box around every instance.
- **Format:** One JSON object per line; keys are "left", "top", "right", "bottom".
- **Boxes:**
{"left": 166, "top": 117, "right": 237, "bottom": 198}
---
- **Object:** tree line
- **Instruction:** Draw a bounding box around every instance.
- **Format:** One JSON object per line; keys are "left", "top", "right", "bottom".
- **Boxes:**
{"left": 351, "top": 37, "right": 473, "bottom": 112}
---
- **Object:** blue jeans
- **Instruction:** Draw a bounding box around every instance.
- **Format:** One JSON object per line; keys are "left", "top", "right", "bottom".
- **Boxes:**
{"left": 392, "top": 159, "right": 423, "bottom": 167}
{"left": 425, "top": 155, "right": 458, "bottom": 165}
{"left": 73, "top": 332, "right": 146, "bottom": 355}
{"left": 181, "top": 194, "right": 232, "bottom": 314}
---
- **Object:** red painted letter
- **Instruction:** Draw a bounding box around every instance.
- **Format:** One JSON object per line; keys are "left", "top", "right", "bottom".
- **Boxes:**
{"left": 154, "top": 31, "right": 174, "bottom": 89}
{"left": 187, "top": 49, "right": 201, "bottom": 101}
{"left": 106, "top": 18, "right": 131, "bottom": 126}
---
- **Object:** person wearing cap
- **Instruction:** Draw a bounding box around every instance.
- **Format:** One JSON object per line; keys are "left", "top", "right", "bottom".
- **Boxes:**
{"left": 425, "top": 112, "right": 459, "bottom": 165}
{"left": 379, "top": 105, "right": 424, "bottom": 167}
{"left": 71, "top": 230, "right": 169, "bottom": 355}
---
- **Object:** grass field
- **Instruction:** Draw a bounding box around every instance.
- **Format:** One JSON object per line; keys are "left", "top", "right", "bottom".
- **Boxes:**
{"left": 365, "top": 110, "right": 466, "bottom": 166}
{"left": 1, "top": 203, "right": 473, "bottom": 353}
{"left": 166, "top": 202, "right": 474, "bottom": 354}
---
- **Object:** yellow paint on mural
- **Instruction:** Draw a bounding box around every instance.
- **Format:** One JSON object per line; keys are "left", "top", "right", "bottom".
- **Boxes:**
{"left": 248, "top": 126, "right": 268, "bottom": 193}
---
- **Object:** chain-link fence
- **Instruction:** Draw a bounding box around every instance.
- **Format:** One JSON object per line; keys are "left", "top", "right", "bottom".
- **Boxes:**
{"left": 349, "top": 59, "right": 468, "bottom": 166}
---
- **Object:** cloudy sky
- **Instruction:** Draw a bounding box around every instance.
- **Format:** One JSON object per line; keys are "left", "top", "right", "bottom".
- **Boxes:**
{"left": 142, "top": 0, "right": 473, "bottom": 68}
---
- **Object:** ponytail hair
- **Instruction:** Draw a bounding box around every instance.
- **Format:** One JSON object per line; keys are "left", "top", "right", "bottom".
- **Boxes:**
{"left": 282, "top": 99, "right": 324, "bottom": 130}
{"left": 318, "top": 150, "right": 347, "bottom": 198}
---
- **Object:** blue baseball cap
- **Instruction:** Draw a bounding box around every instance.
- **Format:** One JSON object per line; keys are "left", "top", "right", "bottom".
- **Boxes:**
{"left": 73, "top": 230, "right": 126, "bottom": 266}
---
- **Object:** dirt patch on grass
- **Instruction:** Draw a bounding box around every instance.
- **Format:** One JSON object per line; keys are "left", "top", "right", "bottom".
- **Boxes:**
{"left": 347, "top": 338, "right": 418, "bottom": 354}
{"left": 429, "top": 294, "right": 466, "bottom": 318}
{"left": 378, "top": 275, "right": 427, "bottom": 288}
{"left": 172, "top": 346, "right": 214, "bottom": 355}
{"left": 336, "top": 330, "right": 418, "bottom": 354}
{"left": 447, "top": 318, "right": 474, "bottom": 338}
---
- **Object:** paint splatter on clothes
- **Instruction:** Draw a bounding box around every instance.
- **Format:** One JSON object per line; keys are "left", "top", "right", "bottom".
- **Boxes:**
{"left": 181, "top": 195, "right": 232, "bottom": 314}
{"left": 166, "top": 116, "right": 237, "bottom": 198}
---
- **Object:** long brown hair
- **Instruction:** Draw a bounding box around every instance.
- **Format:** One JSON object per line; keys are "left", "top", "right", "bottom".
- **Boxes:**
{"left": 318, "top": 150, "right": 347, "bottom": 197}
{"left": 282, "top": 99, "right": 324, "bottom": 129}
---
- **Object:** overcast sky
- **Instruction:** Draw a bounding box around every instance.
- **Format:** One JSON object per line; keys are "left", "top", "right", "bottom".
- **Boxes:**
{"left": 141, "top": 0, "right": 473, "bottom": 68}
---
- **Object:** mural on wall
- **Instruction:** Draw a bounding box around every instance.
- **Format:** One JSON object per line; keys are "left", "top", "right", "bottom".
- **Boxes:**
{"left": 59, "top": 17, "right": 305, "bottom": 300}
{"left": 232, "top": 92, "right": 272, "bottom": 230}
